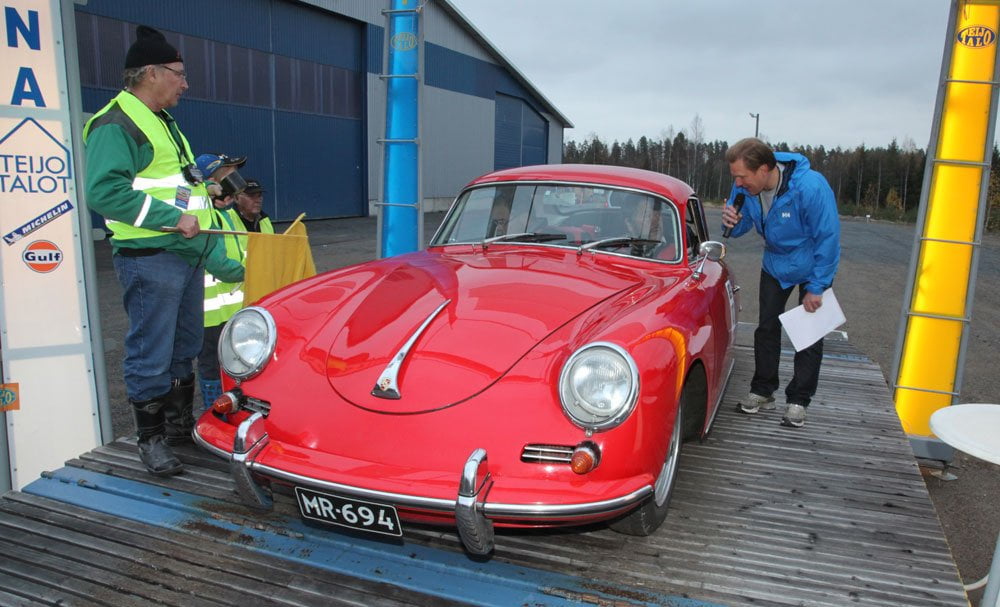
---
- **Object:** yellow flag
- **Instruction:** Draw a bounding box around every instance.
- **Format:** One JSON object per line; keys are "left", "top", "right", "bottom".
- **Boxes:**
{"left": 243, "top": 218, "right": 317, "bottom": 305}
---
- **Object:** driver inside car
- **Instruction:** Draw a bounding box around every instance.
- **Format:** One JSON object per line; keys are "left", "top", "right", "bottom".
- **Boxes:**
{"left": 622, "top": 195, "right": 677, "bottom": 260}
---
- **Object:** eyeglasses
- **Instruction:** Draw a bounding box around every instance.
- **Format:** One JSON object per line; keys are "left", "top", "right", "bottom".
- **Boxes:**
{"left": 158, "top": 64, "right": 187, "bottom": 80}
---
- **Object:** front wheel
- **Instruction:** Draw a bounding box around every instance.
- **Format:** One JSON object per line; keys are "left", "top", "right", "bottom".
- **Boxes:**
{"left": 609, "top": 401, "right": 684, "bottom": 536}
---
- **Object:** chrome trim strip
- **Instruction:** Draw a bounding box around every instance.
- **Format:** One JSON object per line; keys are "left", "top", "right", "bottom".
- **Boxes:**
{"left": 521, "top": 444, "right": 574, "bottom": 463}
{"left": 249, "top": 460, "right": 652, "bottom": 519}
{"left": 192, "top": 425, "right": 230, "bottom": 459}
{"left": 371, "top": 299, "right": 451, "bottom": 399}
{"left": 244, "top": 396, "right": 271, "bottom": 417}
{"left": 523, "top": 445, "right": 573, "bottom": 453}
{"left": 705, "top": 357, "right": 737, "bottom": 436}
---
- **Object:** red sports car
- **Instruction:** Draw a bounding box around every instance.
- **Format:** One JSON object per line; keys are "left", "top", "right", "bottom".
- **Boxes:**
{"left": 195, "top": 164, "right": 739, "bottom": 555}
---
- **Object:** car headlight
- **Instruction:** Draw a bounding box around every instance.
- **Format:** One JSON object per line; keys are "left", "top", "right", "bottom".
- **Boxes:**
{"left": 558, "top": 342, "right": 639, "bottom": 431}
{"left": 218, "top": 307, "right": 276, "bottom": 381}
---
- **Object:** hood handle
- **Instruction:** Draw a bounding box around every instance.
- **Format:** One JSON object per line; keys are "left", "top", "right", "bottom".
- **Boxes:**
{"left": 371, "top": 299, "right": 452, "bottom": 399}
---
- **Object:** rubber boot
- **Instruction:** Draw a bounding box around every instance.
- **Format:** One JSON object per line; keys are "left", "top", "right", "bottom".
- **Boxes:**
{"left": 163, "top": 374, "right": 196, "bottom": 446}
{"left": 199, "top": 378, "right": 222, "bottom": 413}
{"left": 132, "top": 395, "right": 183, "bottom": 476}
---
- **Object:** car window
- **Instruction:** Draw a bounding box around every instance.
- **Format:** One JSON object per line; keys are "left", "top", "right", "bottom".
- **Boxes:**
{"left": 608, "top": 191, "right": 681, "bottom": 261}
{"left": 432, "top": 184, "right": 682, "bottom": 263}
{"left": 685, "top": 197, "right": 709, "bottom": 261}
{"left": 441, "top": 187, "right": 497, "bottom": 242}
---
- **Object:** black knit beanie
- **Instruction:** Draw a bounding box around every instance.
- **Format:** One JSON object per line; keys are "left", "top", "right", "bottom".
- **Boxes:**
{"left": 124, "top": 25, "right": 182, "bottom": 69}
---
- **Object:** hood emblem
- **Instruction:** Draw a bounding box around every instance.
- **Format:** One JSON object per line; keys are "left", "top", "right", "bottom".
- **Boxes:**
{"left": 371, "top": 299, "right": 451, "bottom": 400}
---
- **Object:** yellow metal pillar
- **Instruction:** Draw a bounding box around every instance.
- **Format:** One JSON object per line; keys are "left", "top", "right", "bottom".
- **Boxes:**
{"left": 893, "top": 0, "right": 1000, "bottom": 454}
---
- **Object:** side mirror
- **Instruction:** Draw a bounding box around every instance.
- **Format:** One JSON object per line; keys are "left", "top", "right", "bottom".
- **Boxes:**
{"left": 693, "top": 240, "right": 726, "bottom": 279}
{"left": 699, "top": 240, "right": 725, "bottom": 261}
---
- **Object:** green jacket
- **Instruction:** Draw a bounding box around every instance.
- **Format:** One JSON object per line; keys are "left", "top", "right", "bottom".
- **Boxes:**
{"left": 203, "top": 209, "right": 275, "bottom": 326}
{"left": 83, "top": 90, "right": 243, "bottom": 283}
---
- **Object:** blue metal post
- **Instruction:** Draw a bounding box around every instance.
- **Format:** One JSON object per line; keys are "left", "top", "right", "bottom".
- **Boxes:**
{"left": 380, "top": 0, "right": 420, "bottom": 257}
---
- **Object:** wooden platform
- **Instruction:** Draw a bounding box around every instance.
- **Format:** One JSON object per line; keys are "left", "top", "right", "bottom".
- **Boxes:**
{"left": 0, "top": 324, "right": 969, "bottom": 606}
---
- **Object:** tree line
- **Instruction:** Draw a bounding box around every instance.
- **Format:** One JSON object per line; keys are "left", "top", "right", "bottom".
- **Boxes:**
{"left": 562, "top": 116, "right": 1000, "bottom": 230}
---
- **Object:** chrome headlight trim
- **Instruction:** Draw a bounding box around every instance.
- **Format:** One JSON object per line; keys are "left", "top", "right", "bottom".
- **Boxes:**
{"left": 218, "top": 306, "right": 277, "bottom": 381}
{"left": 558, "top": 341, "right": 639, "bottom": 431}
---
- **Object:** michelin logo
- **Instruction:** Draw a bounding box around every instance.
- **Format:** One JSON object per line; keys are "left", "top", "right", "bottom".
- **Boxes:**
{"left": 3, "top": 199, "right": 73, "bottom": 245}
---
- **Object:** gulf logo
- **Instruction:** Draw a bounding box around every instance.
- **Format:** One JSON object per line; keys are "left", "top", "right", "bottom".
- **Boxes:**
{"left": 22, "top": 240, "right": 63, "bottom": 273}
{"left": 957, "top": 25, "right": 996, "bottom": 48}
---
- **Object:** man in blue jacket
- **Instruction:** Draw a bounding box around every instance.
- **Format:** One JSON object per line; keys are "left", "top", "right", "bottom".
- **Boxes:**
{"left": 721, "top": 138, "right": 840, "bottom": 428}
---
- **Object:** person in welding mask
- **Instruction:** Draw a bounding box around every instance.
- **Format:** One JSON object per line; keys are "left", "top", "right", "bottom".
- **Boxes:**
{"left": 193, "top": 153, "right": 250, "bottom": 411}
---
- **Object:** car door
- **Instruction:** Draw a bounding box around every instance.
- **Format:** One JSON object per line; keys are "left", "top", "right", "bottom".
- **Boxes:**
{"left": 685, "top": 197, "right": 737, "bottom": 423}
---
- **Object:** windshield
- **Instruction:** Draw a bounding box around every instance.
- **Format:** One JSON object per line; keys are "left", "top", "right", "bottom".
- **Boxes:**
{"left": 431, "top": 183, "right": 683, "bottom": 262}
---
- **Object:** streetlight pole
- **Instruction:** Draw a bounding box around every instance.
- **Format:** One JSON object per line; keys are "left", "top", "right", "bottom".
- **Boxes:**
{"left": 749, "top": 112, "right": 759, "bottom": 138}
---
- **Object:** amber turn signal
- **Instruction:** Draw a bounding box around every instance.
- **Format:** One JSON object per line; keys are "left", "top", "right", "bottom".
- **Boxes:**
{"left": 570, "top": 443, "right": 600, "bottom": 474}
{"left": 212, "top": 391, "right": 239, "bottom": 414}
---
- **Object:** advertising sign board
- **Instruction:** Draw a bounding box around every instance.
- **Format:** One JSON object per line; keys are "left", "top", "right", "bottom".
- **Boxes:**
{"left": 0, "top": 0, "right": 103, "bottom": 490}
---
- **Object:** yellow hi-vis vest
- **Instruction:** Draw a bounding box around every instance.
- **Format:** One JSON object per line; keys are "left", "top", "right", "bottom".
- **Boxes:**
{"left": 87, "top": 90, "right": 211, "bottom": 240}
{"left": 203, "top": 210, "right": 274, "bottom": 327}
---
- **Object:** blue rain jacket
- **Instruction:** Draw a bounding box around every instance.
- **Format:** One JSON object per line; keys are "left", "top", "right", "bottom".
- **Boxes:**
{"left": 723, "top": 152, "right": 840, "bottom": 294}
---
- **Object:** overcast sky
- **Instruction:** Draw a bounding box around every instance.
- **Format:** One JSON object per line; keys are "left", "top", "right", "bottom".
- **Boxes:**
{"left": 447, "top": 1, "right": 954, "bottom": 150}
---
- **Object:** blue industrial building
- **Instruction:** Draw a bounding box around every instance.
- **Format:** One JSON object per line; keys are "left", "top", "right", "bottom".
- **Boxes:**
{"left": 72, "top": 0, "right": 572, "bottom": 222}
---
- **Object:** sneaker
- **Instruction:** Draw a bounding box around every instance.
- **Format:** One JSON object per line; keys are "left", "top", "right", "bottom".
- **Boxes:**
{"left": 781, "top": 403, "right": 807, "bottom": 428}
{"left": 738, "top": 392, "right": 776, "bottom": 414}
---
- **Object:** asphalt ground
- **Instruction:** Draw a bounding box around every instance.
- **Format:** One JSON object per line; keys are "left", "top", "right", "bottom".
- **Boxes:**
{"left": 92, "top": 205, "right": 999, "bottom": 603}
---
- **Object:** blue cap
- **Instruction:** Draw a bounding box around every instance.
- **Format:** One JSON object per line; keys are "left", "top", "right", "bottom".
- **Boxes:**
{"left": 195, "top": 153, "right": 246, "bottom": 180}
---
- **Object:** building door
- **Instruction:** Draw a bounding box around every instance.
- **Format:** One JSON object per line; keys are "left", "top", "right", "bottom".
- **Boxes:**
{"left": 494, "top": 93, "right": 547, "bottom": 170}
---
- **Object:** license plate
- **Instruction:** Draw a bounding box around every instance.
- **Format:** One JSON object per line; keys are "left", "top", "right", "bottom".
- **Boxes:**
{"left": 294, "top": 486, "right": 403, "bottom": 537}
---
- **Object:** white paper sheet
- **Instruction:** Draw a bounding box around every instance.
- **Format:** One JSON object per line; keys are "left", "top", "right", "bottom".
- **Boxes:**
{"left": 778, "top": 288, "right": 846, "bottom": 352}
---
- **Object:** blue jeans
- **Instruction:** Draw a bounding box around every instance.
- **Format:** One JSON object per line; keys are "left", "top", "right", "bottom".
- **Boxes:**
{"left": 113, "top": 251, "right": 204, "bottom": 401}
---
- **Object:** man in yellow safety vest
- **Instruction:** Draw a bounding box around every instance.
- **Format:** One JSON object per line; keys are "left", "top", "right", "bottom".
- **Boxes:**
{"left": 83, "top": 26, "right": 243, "bottom": 476}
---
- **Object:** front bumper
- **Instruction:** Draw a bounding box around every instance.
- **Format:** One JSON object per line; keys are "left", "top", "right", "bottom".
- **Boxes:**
{"left": 194, "top": 413, "right": 652, "bottom": 555}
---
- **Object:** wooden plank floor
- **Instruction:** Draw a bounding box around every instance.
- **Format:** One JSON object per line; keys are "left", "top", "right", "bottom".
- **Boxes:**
{"left": 0, "top": 324, "right": 969, "bottom": 607}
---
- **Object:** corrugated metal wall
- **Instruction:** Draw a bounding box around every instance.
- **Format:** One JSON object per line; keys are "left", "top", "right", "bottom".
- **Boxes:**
{"left": 76, "top": 0, "right": 566, "bottom": 220}
{"left": 75, "top": 0, "right": 366, "bottom": 222}
{"left": 363, "top": 0, "right": 565, "bottom": 210}
{"left": 421, "top": 87, "right": 494, "bottom": 203}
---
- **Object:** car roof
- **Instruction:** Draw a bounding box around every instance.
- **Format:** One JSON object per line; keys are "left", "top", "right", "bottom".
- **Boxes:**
{"left": 465, "top": 164, "right": 696, "bottom": 203}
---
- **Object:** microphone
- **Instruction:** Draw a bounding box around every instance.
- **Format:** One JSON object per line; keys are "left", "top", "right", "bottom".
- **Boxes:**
{"left": 722, "top": 193, "right": 745, "bottom": 238}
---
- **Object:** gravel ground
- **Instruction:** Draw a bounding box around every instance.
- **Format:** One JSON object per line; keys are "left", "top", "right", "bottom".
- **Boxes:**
{"left": 93, "top": 206, "right": 999, "bottom": 603}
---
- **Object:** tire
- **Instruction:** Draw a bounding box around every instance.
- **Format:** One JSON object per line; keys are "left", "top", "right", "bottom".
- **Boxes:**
{"left": 609, "top": 396, "right": 685, "bottom": 536}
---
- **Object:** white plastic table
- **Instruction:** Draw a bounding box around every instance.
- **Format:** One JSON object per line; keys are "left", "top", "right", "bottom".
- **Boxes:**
{"left": 930, "top": 404, "right": 1000, "bottom": 607}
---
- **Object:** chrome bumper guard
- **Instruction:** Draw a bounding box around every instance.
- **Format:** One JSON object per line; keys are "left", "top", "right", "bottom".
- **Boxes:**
{"left": 231, "top": 412, "right": 273, "bottom": 510}
{"left": 455, "top": 448, "right": 495, "bottom": 555}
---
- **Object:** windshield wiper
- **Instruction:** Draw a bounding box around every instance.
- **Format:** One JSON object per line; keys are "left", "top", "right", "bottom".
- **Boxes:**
{"left": 481, "top": 232, "right": 567, "bottom": 249}
{"left": 578, "top": 236, "right": 660, "bottom": 255}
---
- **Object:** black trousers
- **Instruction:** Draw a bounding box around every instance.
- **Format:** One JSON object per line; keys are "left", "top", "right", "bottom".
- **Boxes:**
{"left": 197, "top": 323, "right": 224, "bottom": 381}
{"left": 751, "top": 270, "right": 824, "bottom": 407}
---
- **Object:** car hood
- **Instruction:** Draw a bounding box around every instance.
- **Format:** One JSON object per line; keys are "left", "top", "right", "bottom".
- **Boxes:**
{"left": 324, "top": 249, "right": 643, "bottom": 413}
